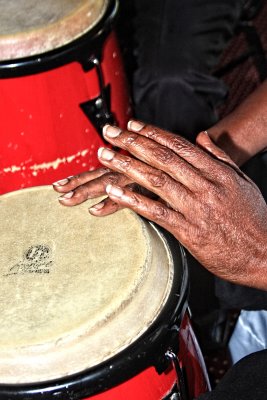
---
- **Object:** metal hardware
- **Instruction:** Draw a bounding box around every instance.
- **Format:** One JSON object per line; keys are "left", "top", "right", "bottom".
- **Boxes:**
{"left": 80, "top": 57, "right": 116, "bottom": 138}
{"left": 165, "top": 350, "right": 189, "bottom": 400}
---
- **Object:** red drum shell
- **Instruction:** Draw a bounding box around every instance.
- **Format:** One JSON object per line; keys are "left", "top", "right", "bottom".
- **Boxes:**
{"left": 0, "top": 31, "right": 131, "bottom": 194}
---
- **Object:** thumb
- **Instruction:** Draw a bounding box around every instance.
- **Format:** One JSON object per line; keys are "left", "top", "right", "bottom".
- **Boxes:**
{"left": 196, "top": 131, "right": 237, "bottom": 169}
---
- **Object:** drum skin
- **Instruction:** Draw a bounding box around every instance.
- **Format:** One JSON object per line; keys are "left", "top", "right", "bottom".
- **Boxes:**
{"left": 0, "top": 186, "right": 210, "bottom": 399}
{"left": 0, "top": 30, "right": 131, "bottom": 194}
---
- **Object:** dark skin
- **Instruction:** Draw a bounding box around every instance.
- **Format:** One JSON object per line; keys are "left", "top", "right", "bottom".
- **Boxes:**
{"left": 53, "top": 120, "right": 267, "bottom": 290}
{"left": 207, "top": 80, "right": 267, "bottom": 166}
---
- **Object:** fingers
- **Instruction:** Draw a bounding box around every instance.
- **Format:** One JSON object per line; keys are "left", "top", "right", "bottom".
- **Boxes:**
{"left": 53, "top": 169, "right": 132, "bottom": 208}
{"left": 101, "top": 124, "right": 207, "bottom": 191}
{"left": 105, "top": 184, "right": 187, "bottom": 244}
{"left": 53, "top": 168, "right": 110, "bottom": 193}
{"left": 97, "top": 147, "right": 192, "bottom": 213}
{"left": 89, "top": 182, "right": 144, "bottom": 216}
{"left": 125, "top": 120, "right": 222, "bottom": 173}
{"left": 89, "top": 197, "right": 123, "bottom": 216}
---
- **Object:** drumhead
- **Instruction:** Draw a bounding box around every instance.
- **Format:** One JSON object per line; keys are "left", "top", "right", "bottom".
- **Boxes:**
{"left": 0, "top": 0, "right": 109, "bottom": 61}
{"left": 0, "top": 186, "right": 174, "bottom": 384}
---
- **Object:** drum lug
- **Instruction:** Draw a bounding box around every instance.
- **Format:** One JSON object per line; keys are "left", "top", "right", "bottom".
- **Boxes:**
{"left": 80, "top": 84, "right": 114, "bottom": 139}
{"left": 162, "top": 384, "right": 181, "bottom": 400}
{"left": 165, "top": 350, "right": 189, "bottom": 400}
{"left": 80, "top": 57, "right": 116, "bottom": 138}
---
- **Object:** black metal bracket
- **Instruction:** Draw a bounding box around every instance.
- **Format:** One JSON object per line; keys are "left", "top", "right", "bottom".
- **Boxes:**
{"left": 79, "top": 57, "right": 116, "bottom": 140}
{"left": 165, "top": 350, "right": 189, "bottom": 400}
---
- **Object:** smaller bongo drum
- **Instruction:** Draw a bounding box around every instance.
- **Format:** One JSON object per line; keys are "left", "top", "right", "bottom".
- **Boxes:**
{"left": 0, "top": 186, "right": 210, "bottom": 399}
{"left": 0, "top": 0, "right": 131, "bottom": 194}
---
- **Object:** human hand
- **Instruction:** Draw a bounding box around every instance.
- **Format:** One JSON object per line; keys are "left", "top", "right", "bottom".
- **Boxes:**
{"left": 53, "top": 167, "right": 135, "bottom": 216}
{"left": 54, "top": 121, "right": 267, "bottom": 289}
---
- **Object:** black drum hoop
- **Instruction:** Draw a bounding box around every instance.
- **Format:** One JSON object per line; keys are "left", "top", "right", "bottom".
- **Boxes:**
{"left": 0, "top": 0, "right": 118, "bottom": 79}
{"left": 0, "top": 223, "right": 189, "bottom": 400}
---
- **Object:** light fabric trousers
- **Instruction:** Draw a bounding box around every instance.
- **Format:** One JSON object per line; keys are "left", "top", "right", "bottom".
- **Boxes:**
{"left": 229, "top": 310, "right": 267, "bottom": 364}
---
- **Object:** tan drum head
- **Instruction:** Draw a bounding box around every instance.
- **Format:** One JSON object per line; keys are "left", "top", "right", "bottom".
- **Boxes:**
{"left": 0, "top": 0, "right": 109, "bottom": 61}
{"left": 0, "top": 186, "right": 174, "bottom": 384}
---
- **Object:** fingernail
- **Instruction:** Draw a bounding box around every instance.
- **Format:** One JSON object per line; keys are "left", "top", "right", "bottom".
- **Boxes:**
{"left": 89, "top": 202, "right": 105, "bottom": 212}
{"left": 127, "top": 120, "right": 145, "bottom": 132}
{"left": 98, "top": 147, "right": 115, "bottom": 161}
{"left": 53, "top": 178, "right": 69, "bottom": 186}
{"left": 103, "top": 124, "right": 122, "bottom": 138}
{"left": 106, "top": 184, "right": 123, "bottom": 198}
{"left": 58, "top": 191, "right": 74, "bottom": 200}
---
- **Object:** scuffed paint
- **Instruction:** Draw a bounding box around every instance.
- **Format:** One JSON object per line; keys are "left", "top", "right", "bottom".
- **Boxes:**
{"left": 81, "top": 149, "right": 89, "bottom": 156}
{"left": 3, "top": 165, "right": 21, "bottom": 173}
{"left": 2, "top": 148, "right": 90, "bottom": 176}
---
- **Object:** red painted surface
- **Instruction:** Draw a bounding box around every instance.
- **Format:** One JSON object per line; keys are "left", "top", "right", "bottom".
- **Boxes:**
{"left": 0, "top": 32, "right": 131, "bottom": 194}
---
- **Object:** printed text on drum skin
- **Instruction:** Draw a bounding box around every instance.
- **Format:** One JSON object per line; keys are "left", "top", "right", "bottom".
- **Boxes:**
{"left": 4, "top": 245, "right": 52, "bottom": 276}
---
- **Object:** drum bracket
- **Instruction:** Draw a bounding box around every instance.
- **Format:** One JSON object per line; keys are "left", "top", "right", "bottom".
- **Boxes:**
{"left": 165, "top": 350, "right": 189, "bottom": 400}
{"left": 80, "top": 57, "right": 116, "bottom": 139}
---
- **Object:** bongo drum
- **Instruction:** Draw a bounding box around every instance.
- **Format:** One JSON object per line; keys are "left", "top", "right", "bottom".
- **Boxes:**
{"left": 0, "top": 186, "right": 210, "bottom": 400}
{"left": 0, "top": 0, "right": 131, "bottom": 195}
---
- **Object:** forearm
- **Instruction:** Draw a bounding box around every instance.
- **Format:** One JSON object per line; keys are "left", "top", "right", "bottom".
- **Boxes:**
{"left": 207, "top": 80, "right": 267, "bottom": 166}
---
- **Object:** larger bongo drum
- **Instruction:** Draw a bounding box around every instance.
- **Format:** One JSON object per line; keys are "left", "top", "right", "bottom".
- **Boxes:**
{"left": 0, "top": 0, "right": 131, "bottom": 194}
{"left": 0, "top": 186, "right": 210, "bottom": 399}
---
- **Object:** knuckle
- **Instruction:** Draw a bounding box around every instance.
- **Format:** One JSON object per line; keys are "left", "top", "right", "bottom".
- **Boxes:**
{"left": 153, "top": 204, "right": 170, "bottom": 222}
{"left": 122, "top": 132, "right": 139, "bottom": 146}
{"left": 147, "top": 171, "right": 168, "bottom": 188}
{"left": 172, "top": 137, "right": 192, "bottom": 155}
{"left": 128, "top": 192, "right": 142, "bottom": 207}
{"left": 209, "top": 169, "right": 240, "bottom": 199}
{"left": 104, "top": 172, "right": 121, "bottom": 185}
{"left": 73, "top": 188, "right": 87, "bottom": 201}
{"left": 217, "top": 168, "right": 236, "bottom": 186}
{"left": 152, "top": 147, "right": 175, "bottom": 163}
{"left": 145, "top": 127, "right": 161, "bottom": 140}
{"left": 116, "top": 156, "right": 132, "bottom": 171}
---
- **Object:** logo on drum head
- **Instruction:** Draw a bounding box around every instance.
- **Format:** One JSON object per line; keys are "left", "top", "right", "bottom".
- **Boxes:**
{"left": 5, "top": 244, "right": 53, "bottom": 276}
